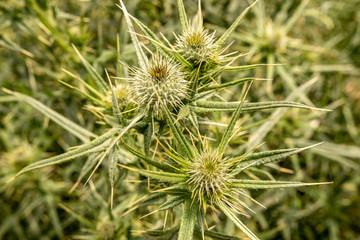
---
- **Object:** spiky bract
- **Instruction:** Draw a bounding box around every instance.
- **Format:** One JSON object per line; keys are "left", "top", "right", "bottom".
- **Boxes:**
{"left": 130, "top": 54, "right": 188, "bottom": 119}
{"left": 176, "top": 28, "right": 220, "bottom": 69}
{"left": 188, "top": 148, "right": 231, "bottom": 205}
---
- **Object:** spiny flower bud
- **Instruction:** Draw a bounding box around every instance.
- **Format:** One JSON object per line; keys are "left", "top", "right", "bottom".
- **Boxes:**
{"left": 176, "top": 28, "right": 220, "bottom": 69}
{"left": 97, "top": 221, "right": 115, "bottom": 240}
{"left": 130, "top": 54, "right": 188, "bottom": 119}
{"left": 265, "top": 21, "right": 286, "bottom": 52}
{"left": 187, "top": 147, "right": 231, "bottom": 204}
{"left": 104, "top": 83, "right": 132, "bottom": 108}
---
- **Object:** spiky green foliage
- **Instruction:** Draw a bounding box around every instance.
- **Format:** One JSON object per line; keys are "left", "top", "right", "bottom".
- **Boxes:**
{"left": 2, "top": 0, "right": 358, "bottom": 239}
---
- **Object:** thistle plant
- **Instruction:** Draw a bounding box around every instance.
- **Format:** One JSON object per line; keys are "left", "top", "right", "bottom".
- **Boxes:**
{"left": 4, "top": 0, "right": 332, "bottom": 239}
{"left": 121, "top": 84, "right": 329, "bottom": 239}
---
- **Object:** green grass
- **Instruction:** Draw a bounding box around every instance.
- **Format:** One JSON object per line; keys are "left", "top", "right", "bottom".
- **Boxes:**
{"left": 1, "top": 0, "right": 359, "bottom": 239}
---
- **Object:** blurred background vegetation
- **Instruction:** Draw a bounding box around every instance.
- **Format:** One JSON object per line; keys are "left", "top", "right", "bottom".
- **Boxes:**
{"left": 1, "top": 0, "right": 359, "bottom": 239}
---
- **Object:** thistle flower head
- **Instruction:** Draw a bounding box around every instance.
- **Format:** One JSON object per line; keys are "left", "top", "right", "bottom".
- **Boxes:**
{"left": 104, "top": 83, "right": 132, "bottom": 107}
{"left": 176, "top": 28, "right": 220, "bottom": 68}
{"left": 97, "top": 221, "right": 115, "bottom": 240}
{"left": 187, "top": 147, "right": 232, "bottom": 205}
{"left": 130, "top": 54, "right": 188, "bottom": 119}
{"left": 264, "top": 21, "right": 286, "bottom": 52}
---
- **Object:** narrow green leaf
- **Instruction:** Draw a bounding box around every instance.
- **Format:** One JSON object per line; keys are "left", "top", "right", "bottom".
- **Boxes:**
{"left": 72, "top": 44, "right": 110, "bottom": 93}
{"left": 243, "top": 118, "right": 269, "bottom": 130}
{"left": 84, "top": 113, "right": 145, "bottom": 186}
{"left": 193, "top": 90, "right": 217, "bottom": 101}
{"left": 106, "top": 69, "right": 124, "bottom": 125}
{"left": 141, "top": 193, "right": 167, "bottom": 205}
{"left": 159, "top": 195, "right": 187, "bottom": 211}
{"left": 118, "top": 0, "right": 148, "bottom": 66}
{"left": 205, "top": 231, "right": 240, "bottom": 240}
{"left": 143, "top": 124, "right": 153, "bottom": 156}
{"left": 222, "top": 63, "right": 282, "bottom": 72}
{"left": 291, "top": 139, "right": 360, "bottom": 170}
{"left": 163, "top": 146, "right": 191, "bottom": 168}
{"left": 121, "top": 118, "right": 148, "bottom": 130}
{"left": 218, "top": 202, "right": 259, "bottom": 240}
{"left": 178, "top": 199, "right": 197, "bottom": 240}
{"left": 277, "top": 64, "right": 314, "bottom": 106}
{"left": 172, "top": 50, "right": 193, "bottom": 69}
{"left": 245, "top": 76, "right": 320, "bottom": 151}
{"left": 71, "top": 153, "right": 103, "bottom": 192}
{"left": 121, "top": 140, "right": 173, "bottom": 172}
{"left": 111, "top": 89, "right": 123, "bottom": 124}
{"left": 236, "top": 149, "right": 295, "bottom": 168}
{"left": 229, "top": 179, "right": 331, "bottom": 189}
{"left": 0, "top": 95, "right": 17, "bottom": 102}
{"left": 139, "top": 33, "right": 192, "bottom": 68}
{"left": 177, "top": 0, "right": 189, "bottom": 31}
{"left": 215, "top": 0, "right": 259, "bottom": 47}
{"left": 191, "top": 101, "right": 329, "bottom": 113}
{"left": 120, "top": 165, "right": 188, "bottom": 183}
{"left": 194, "top": 228, "right": 241, "bottom": 240}
{"left": 58, "top": 79, "right": 104, "bottom": 106}
{"left": 109, "top": 147, "right": 119, "bottom": 195}
{"left": 284, "top": 0, "right": 309, "bottom": 34}
{"left": 15, "top": 128, "right": 117, "bottom": 177}
{"left": 198, "top": 77, "right": 256, "bottom": 93}
{"left": 11, "top": 91, "right": 96, "bottom": 143}
{"left": 144, "top": 225, "right": 179, "bottom": 238}
{"left": 188, "top": 69, "right": 200, "bottom": 100}
{"left": 177, "top": 105, "right": 191, "bottom": 121}
{"left": 189, "top": 110, "right": 200, "bottom": 133}
{"left": 108, "top": 147, "right": 124, "bottom": 209}
{"left": 265, "top": 53, "right": 275, "bottom": 99}
{"left": 235, "top": 143, "right": 322, "bottom": 171}
{"left": 156, "top": 185, "right": 190, "bottom": 195}
{"left": 131, "top": 16, "right": 172, "bottom": 59}
{"left": 197, "top": 204, "right": 206, "bottom": 240}
{"left": 196, "top": 0, "right": 203, "bottom": 30}
{"left": 162, "top": 105, "right": 194, "bottom": 159}
{"left": 218, "top": 83, "right": 251, "bottom": 153}
{"left": 62, "top": 68, "right": 105, "bottom": 100}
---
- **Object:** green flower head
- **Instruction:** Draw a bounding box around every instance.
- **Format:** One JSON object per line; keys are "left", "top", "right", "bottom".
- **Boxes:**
{"left": 176, "top": 28, "right": 220, "bottom": 69}
{"left": 187, "top": 146, "right": 232, "bottom": 206}
{"left": 130, "top": 54, "right": 189, "bottom": 119}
